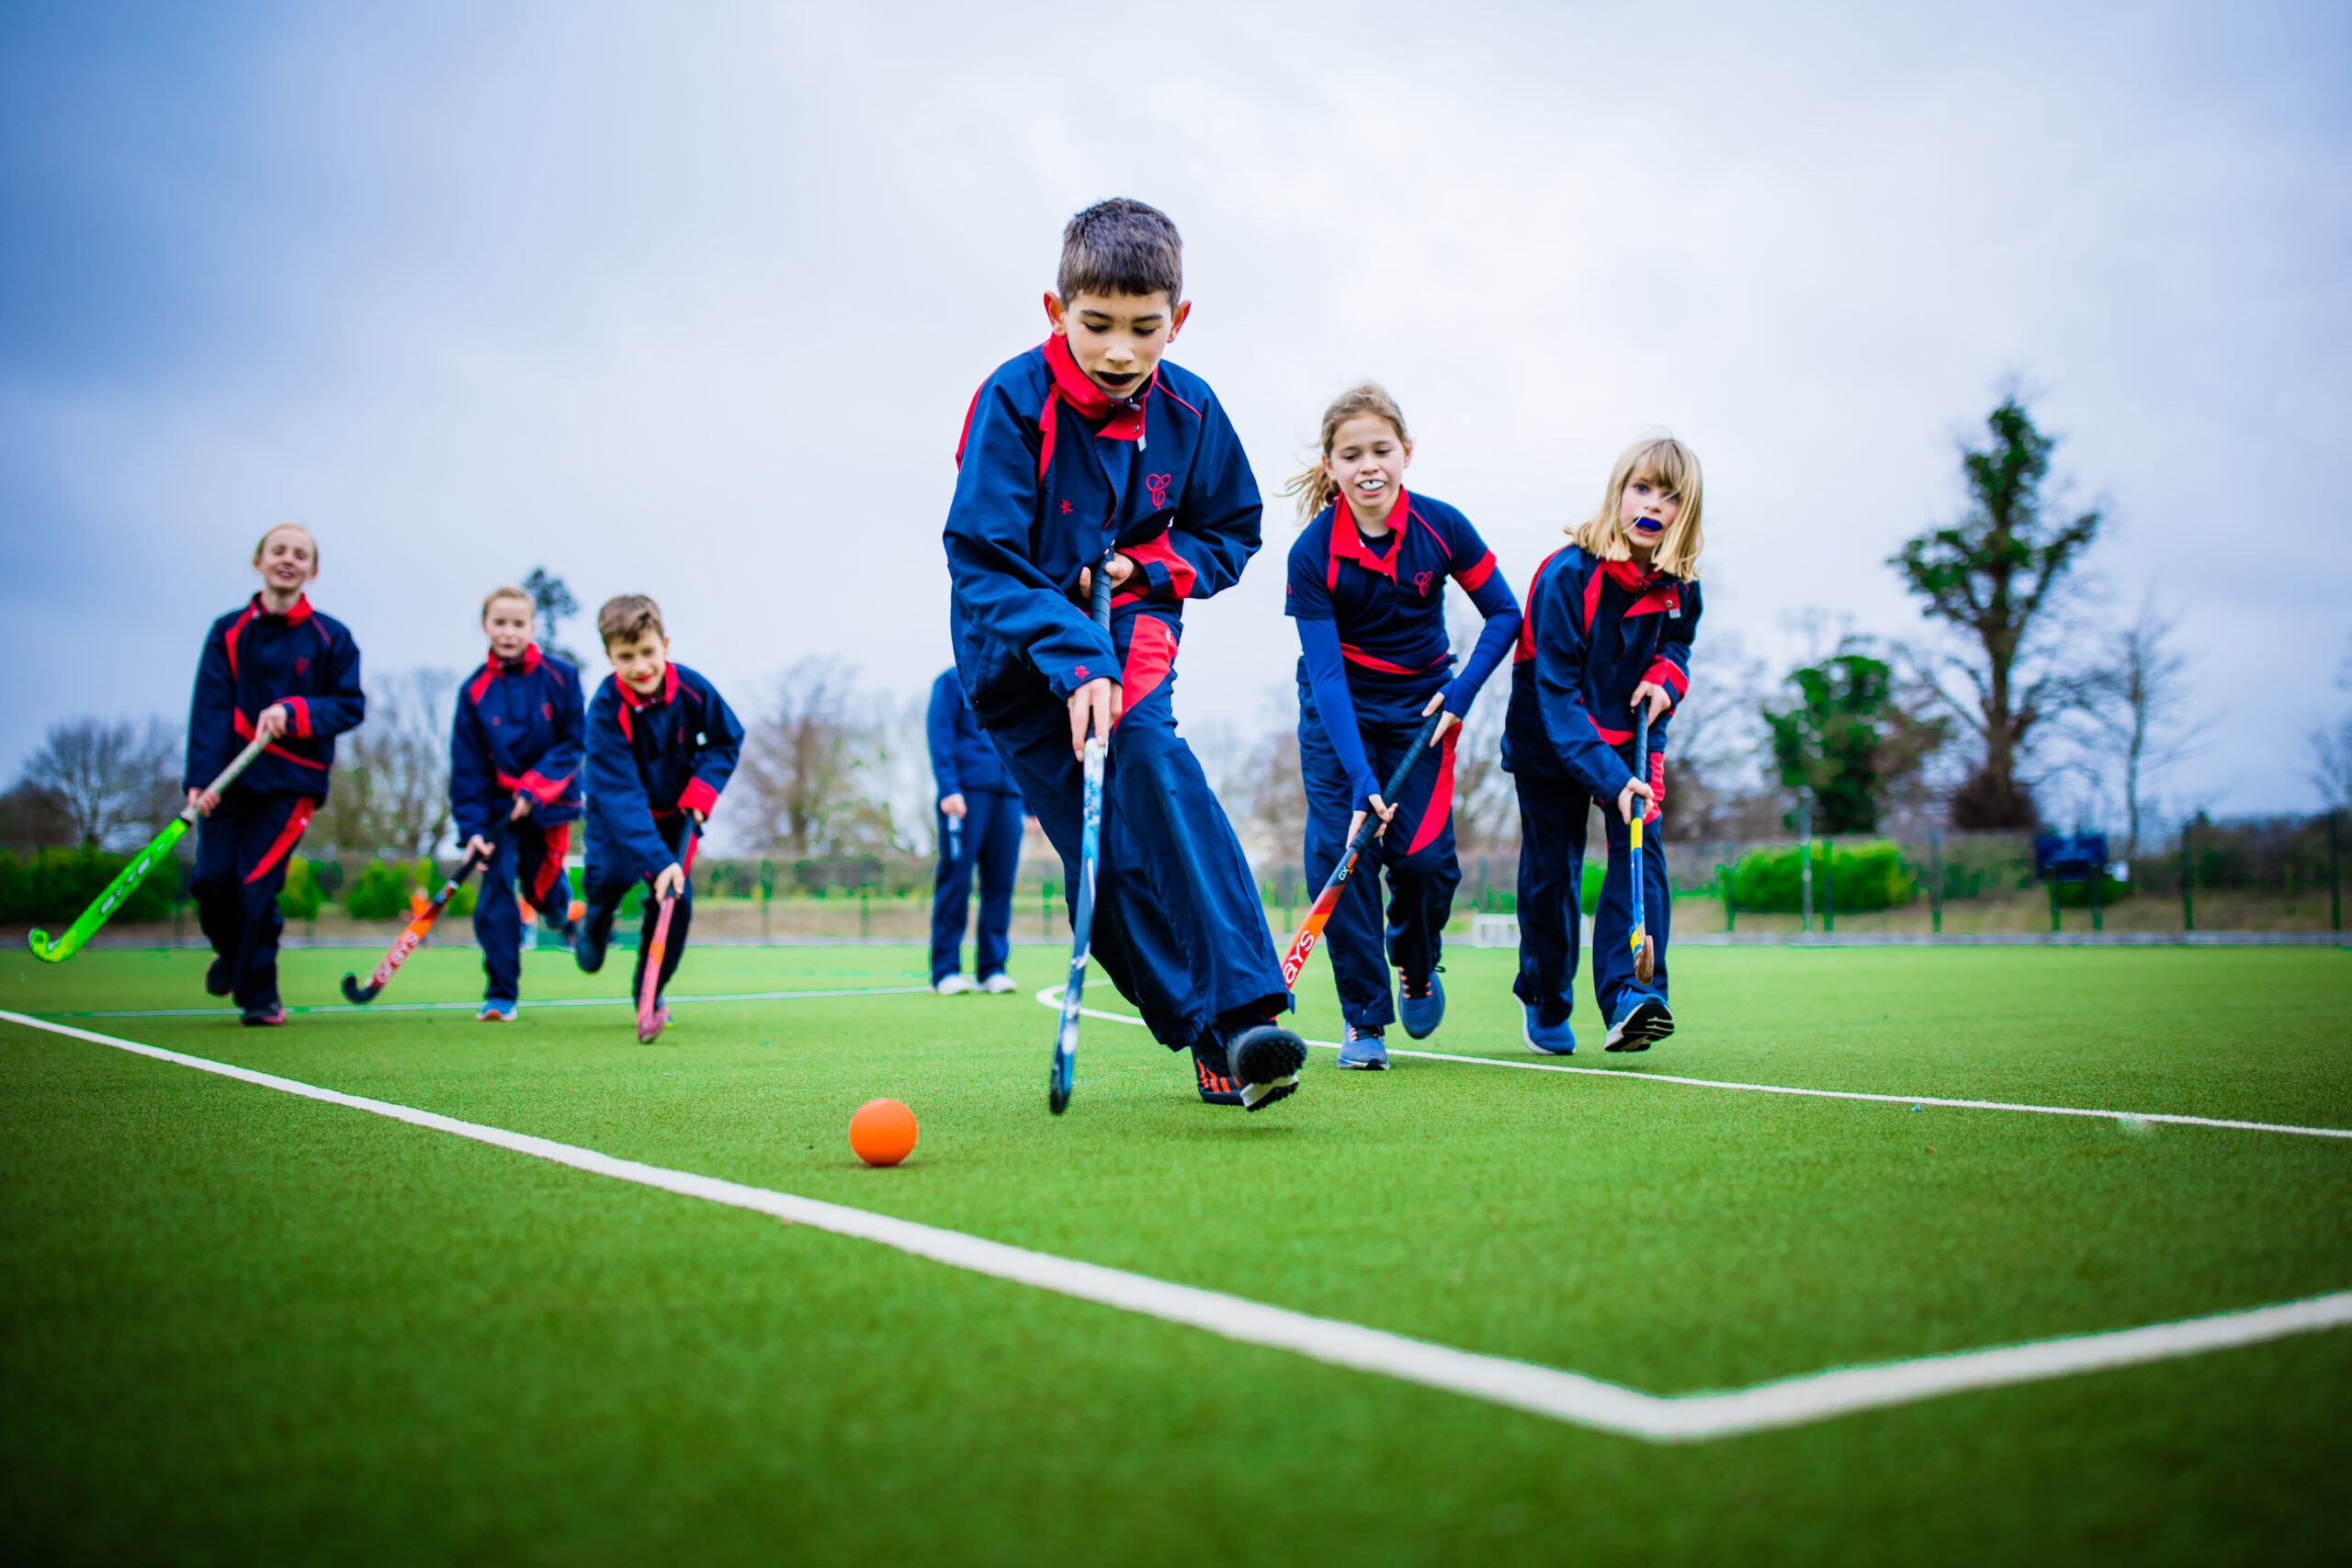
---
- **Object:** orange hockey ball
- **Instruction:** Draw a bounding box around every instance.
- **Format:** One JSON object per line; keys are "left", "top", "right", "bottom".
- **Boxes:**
{"left": 849, "top": 1098, "right": 919, "bottom": 1167}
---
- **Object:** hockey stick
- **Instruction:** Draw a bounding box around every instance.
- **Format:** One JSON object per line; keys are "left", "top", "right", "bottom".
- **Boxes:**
{"left": 28, "top": 731, "right": 273, "bottom": 964}
{"left": 340, "top": 833, "right": 501, "bottom": 1004}
{"left": 1629, "top": 705, "right": 1655, "bottom": 985}
{"left": 1048, "top": 548, "right": 1118, "bottom": 1114}
{"left": 1278, "top": 706, "right": 1449, "bottom": 987}
{"left": 637, "top": 828, "right": 699, "bottom": 1043}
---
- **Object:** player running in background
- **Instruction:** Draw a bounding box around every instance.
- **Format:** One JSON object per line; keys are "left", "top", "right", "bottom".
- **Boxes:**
{"left": 1502, "top": 435, "right": 1704, "bottom": 1055}
{"left": 571, "top": 594, "right": 742, "bottom": 1033}
{"left": 452, "top": 585, "right": 586, "bottom": 1022}
{"left": 1283, "top": 384, "right": 1521, "bottom": 1068}
{"left": 925, "top": 665, "right": 1027, "bottom": 997}
{"left": 943, "top": 197, "right": 1307, "bottom": 1111}
{"left": 183, "top": 523, "right": 366, "bottom": 1025}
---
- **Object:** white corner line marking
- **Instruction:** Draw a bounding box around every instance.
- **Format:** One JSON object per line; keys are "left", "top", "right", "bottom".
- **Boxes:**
{"left": 48, "top": 985, "right": 935, "bottom": 1021}
{"left": 1033, "top": 988, "right": 2352, "bottom": 1141}
{"left": 6, "top": 1008, "right": 2347, "bottom": 1443}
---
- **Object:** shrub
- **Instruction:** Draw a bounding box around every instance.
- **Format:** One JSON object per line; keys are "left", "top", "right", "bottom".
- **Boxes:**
{"left": 277, "top": 855, "right": 323, "bottom": 921}
{"left": 1730, "top": 840, "right": 1917, "bottom": 913}
{"left": 0, "top": 847, "right": 176, "bottom": 925}
{"left": 345, "top": 858, "right": 418, "bottom": 920}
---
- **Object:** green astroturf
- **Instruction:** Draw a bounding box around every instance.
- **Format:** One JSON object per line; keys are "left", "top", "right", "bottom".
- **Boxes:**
{"left": 3, "top": 942, "right": 2348, "bottom": 1563}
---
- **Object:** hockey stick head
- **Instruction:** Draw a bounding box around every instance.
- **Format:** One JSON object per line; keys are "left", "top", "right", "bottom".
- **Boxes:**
{"left": 341, "top": 972, "right": 382, "bottom": 1005}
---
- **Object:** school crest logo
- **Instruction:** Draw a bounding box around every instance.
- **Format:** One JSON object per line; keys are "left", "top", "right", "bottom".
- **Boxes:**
{"left": 295, "top": 656, "right": 311, "bottom": 674}
{"left": 1060, "top": 500, "right": 1074, "bottom": 513}
{"left": 1145, "top": 473, "right": 1172, "bottom": 510}
{"left": 1414, "top": 570, "right": 1434, "bottom": 596}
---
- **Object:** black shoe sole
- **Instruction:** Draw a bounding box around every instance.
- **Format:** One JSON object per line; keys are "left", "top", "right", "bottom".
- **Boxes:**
{"left": 1228, "top": 1025, "right": 1307, "bottom": 1087}
{"left": 1240, "top": 1077, "right": 1298, "bottom": 1111}
{"left": 1605, "top": 998, "right": 1675, "bottom": 1052}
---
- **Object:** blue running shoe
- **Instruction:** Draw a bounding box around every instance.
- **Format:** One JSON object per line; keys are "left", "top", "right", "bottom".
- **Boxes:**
{"left": 1336, "top": 1022, "right": 1388, "bottom": 1070}
{"left": 479, "top": 1000, "right": 518, "bottom": 1022}
{"left": 1398, "top": 969, "right": 1446, "bottom": 1039}
{"left": 1522, "top": 1005, "right": 1577, "bottom": 1055}
{"left": 1604, "top": 993, "right": 1675, "bottom": 1053}
{"left": 572, "top": 919, "right": 606, "bottom": 975}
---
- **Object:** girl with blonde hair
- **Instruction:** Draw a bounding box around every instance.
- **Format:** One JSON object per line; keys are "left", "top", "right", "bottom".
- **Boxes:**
{"left": 1499, "top": 435, "right": 1704, "bottom": 1055}
{"left": 1281, "top": 384, "right": 1522, "bottom": 1066}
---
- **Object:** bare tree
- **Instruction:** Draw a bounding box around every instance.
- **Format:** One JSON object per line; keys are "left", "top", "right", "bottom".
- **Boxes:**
{"left": 2074, "top": 592, "right": 2199, "bottom": 854}
{"left": 735, "top": 659, "right": 906, "bottom": 858}
{"left": 314, "top": 670, "right": 457, "bottom": 853}
{"left": 2311, "top": 637, "right": 2352, "bottom": 812}
{"left": 20, "top": 717, "right": 181, "bottom": 848}
{"left": 0, "top": 781, "right": 74, "bottom": 847}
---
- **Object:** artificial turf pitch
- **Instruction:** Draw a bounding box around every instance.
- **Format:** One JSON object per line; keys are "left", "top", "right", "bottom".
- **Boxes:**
{"left": 2, "top": 942, "right": 2346, "bottom": 1563}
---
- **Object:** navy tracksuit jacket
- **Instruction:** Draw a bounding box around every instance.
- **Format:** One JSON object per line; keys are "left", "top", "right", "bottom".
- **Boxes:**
{"left": 1284, "top": 491, "right": 1520, "bottom": 1031}
{"left": 183, "top": 593, "right": 366, "bottom": 1010}
{"left": 450, "top": 643, "right": 585, "bottom": 1004}
{"left": 580, "top": 663, "right": 742, "bottom": 1000}
{"left": 925, "top": 666, "right": 1025, "bottom": 985}
{"left": 944, "top": 334, "right": 1284, "bottom": 1050}
{"left": 1501, "top": 547, "right": 1702, "bottom": 1025}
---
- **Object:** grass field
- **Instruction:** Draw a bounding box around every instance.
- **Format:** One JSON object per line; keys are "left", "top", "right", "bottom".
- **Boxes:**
{"left": 3, "top": 940, "right": 2347, "bottom": 1563}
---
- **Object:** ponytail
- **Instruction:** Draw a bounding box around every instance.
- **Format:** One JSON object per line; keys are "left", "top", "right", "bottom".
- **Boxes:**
{"left": 1283, "top": 382, "right": 1410, "bottom": 522}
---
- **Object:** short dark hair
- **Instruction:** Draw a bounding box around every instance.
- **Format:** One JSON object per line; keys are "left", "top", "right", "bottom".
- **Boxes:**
{"left": 1057, "top": 198, "right": 1183, "bottom": 308}
{"left": 596, "top": 593, "right": 663, "bottom": 649}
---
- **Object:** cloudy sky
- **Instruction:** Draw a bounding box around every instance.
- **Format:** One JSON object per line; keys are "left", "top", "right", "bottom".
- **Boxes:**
{"left": 5, "top": 0, "right": 2347, "bottom": 824}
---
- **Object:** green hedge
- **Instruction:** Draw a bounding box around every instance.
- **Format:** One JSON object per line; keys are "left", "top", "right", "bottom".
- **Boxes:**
{"left": 277, "top": 855, "right": 323, "bottom": 921}
{"left": 0, "top": 847, "right": 178, "bottom": 925}
{"left": 1729, "top": 840, "right": 1917, "bottom": 913}
{"left": 345, "top": 857, "right": 477, "bottom": 920}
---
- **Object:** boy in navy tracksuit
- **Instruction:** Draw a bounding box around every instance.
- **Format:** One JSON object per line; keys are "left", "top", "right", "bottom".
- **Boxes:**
{"left": 571, "top": 594, "right": 741, "bottom": 1030}
{"left": 1283, "top": 384, "right": 1521, "bottom": 1067}
{"left": 183, "top": 524, "right": 366, "bottom": 1024}
{"left": 926, "top": 665, "right": 1027, "bottom": 995}
{"left": 451, "top": 585, "right": 586, "bottom": 1021}
{"left": 943, "top": 197, "right": 1308, "bottom": 1111}
{"left": 1502, "top": 436, "right": 1705, "bottom": 1055}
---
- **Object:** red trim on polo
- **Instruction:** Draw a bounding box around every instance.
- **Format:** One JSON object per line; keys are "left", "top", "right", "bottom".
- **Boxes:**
{"left": 1582, "top": 571, "right": 1606, "bottom": 635}
{"left": 1645, "top": 751, "right": 1666, "bottom": 824}
{"left": 518, "top": 769, "right": 571, "bottom": 804}
{"left": 1340, "top": 642, "right": 1448, "bottom": 676}
{"left": 1405, "top": 728, "right": 1459, "bottom": 855}
{"left": 1327, "top": 494, "right": 1408, "bottom": 586}
{"left": 1645, "top": 658, "right": 1689, "bottom": 699}
{"left": 617, "top": 666, "right": 681, "bottom": 710}
{"left": 1453, "top": 549, "right": 1498, "bottom": 592}
{"left": 1516, "top": 550, "right": 1560, "bottom": 663}
{"left": 954, "top": 382, "right": 985, "bottom": 468}
{"left": 242, "top": 798, "right": 316, "bottom": 884}
{"left": 1035, "top": 335, "right": 1151, "bottom": 482}
{"left": 530, "top": 824, "right": 571, "bottom": 905}
{"left": 1114, "top": 615, "right": 1179, "bottom": 728}
{"left": 222, "top": 603, "right": 259, "bottom": 679}
{"left": 677, "top": 777, "right": 719, "bottom": 817}
{"left": 1590, "top": 719, "right": 1634, "bottom": 745}
{"left": 283, "top": 696, "right": 312, "bottom": 736}
{"left": 230, "top": 708, "right": 329, "bottom": 770}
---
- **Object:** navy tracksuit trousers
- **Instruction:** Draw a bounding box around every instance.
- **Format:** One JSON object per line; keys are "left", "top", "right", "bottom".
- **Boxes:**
{"left": 579, "top": 815, "right": 694, "bottom": 1002}
{"left": 473, "top": 819, "right": 575, "bottom": 1005}
{"left": 1511, "top": 768, "right": 1670, "bottom": 1026}
{"left": 1297, "top": 682, "right": 1462, "bottom": 1032}
{"left": 193, "top": 789, "right": 315, "bottom": 1011}
{"left": 979, "top": 607, "right": 1287, "bottom": 1050}
{"left": 931, "top": 788, "right": 1023, "bottom": 984}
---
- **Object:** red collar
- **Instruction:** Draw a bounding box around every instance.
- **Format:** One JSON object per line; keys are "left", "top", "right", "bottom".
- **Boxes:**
{"left": 496, "top": 642, "right": 544, "bottom": 675}
{"left": 250, "top": 592, "right": 315, "bottom": 624}
{"left": 1329, "top": 493, "right": 1409, "bottom": 581}
{"left": 1599, "top": 556, "right": 1661, "bottom": 592}
{"left": 1042, "top": 334, "right": 1150, "bottom": 439}
{"left": 617, "top": 665, "right": 680, "bottom": 708}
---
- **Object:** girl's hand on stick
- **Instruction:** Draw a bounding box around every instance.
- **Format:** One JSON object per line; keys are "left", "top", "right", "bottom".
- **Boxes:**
{"left": 1616, "top": 776, "right": 1655, "bottom": 826}
{"left": 1419, "top": 690, "right": 1460, "bottom": 746}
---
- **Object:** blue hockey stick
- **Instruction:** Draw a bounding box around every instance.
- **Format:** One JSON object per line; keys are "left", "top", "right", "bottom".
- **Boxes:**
{"left": 1049, "top": 548, "right": 1117, "bottom": 1114}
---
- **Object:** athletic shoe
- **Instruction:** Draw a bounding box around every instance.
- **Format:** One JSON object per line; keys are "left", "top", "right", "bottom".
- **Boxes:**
{"left": 1335, "top": 1021, "right": 1388, "bottom": 1070}
{"left": 933, "top": 974, "right": 978, "bottom": 996}
{"left": 638, "top": 1001, "right": 671, "bottom": 1044}
{"left": 240, "top": 1005, "right": 288, "bottom": 1027}
{"left": 1192, "top": 1041, "right": 1244, "bottom": 1106}
{"left": 572, "top": 921, "right": 607, "bottom": 975}
{"left": 1224, "top": 1019, "right": 1307, "bottom": 1112}
{"left": 978, "top": 973, "right": 1018, "bottom": 995}
{"left": 1604, "top": 993, "right": 1675, "bottom": 1053}
{"left": 479, "top": 1001, "right": 518, "bottom": 1022}
{"left": 204, "top": 958, "right": 234, "bottom": 998}
{"left": 1522, "top": 1005, "right": 1577, "bottom": 1055}
{"left": 1398, "top": 968, "right": 1446, "bottom": 1040}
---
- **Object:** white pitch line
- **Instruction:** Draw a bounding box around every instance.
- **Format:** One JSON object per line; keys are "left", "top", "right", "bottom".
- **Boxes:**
{"left": 48, "top": 985, "right": 934, "bottom": 1021}
{"left": 4, "top": 1008, "right": 2347, "bottom": 1443}
{"left": 1035, "top": 988, "right": 2352, "bottom": 1142}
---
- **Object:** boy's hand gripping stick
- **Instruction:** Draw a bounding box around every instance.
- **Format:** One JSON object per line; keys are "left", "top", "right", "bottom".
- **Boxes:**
{"left": 27, "top": 730, "right": 273, "bottom": 964}
{"left": 1629, "top": 705, "right": 1655, "bottom": 985}
{"left": 1049, "top": 548, "right": 1118, "bottom": 1115}
{"left": 340, "top": 832, "right": 502, "bottom": 1004}
{"left": 1279, "top": 706, "right": 1448, "bottom": 987}
{"left": 638, "top": 829, "right": 699, "bottom": 1043}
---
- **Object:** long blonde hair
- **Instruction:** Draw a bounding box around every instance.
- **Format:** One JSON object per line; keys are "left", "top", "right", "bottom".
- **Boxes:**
{"left": 1283, "top": 382, "right": 1410, "bottom": 521}
{"left": 1568, "top": 434, "right": 1704, "bottom": 581}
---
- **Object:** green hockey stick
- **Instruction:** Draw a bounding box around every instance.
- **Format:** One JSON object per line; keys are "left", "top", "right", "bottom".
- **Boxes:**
{"left": 27, "top": 730, "right": 274, "bottom": 964}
